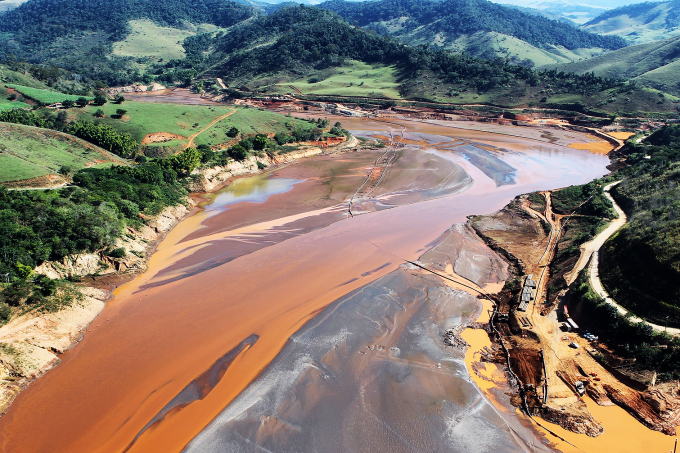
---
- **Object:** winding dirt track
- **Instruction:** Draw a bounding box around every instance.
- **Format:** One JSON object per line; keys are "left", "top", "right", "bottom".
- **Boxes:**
{"left": 584, "top": 182, "right": 680, "bottom": 335}
{"left": 185, "top": 110, "right": 235, "bottom": 149}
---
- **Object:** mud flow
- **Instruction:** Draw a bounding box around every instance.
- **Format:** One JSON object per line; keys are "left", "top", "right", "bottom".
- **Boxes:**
{"left": 0, "top": 117, "right": 610, "bottom": 453}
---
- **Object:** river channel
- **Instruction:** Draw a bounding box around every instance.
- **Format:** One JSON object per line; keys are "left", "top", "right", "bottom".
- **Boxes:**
{"left": 0, "top": 117, "right": 611, "bottom": 452}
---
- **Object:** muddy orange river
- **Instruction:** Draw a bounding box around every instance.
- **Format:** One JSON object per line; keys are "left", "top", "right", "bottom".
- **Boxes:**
{"left": 0, "top": 117, "right": 613, "bottom": 453}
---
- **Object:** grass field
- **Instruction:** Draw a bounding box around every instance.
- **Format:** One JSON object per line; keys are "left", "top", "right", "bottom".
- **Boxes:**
{"left": 0, "top": 100, "right": 31, "bottom": 111}
{"left": 194, "top": 107, "right": 316, "bottom": 147}
{"left": 5, "top": 84, "right": 93, "bottom": 104}
{"left": 269, "top": 61, "right": 402, "bottom": 99}
{"left": 0, "top": 123, "right": 126, "bottom": 183}
{"left": 73, "top": 102, "right": 316, "bottom": 148}
{"left": 112, "top": 20, "right": 225, "bottom": 62}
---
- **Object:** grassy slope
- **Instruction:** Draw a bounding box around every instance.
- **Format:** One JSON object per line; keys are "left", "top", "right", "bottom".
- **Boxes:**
{"left": 0, "top": 100, "right": 31, "bottom": 111}
{"left": 266, "top": 61, "right": 401, "bottom": 98}
{"left": 5, "top": 85, "right": 93, "bottom": 104}
{"left": 0, "top": 122, "right": 125, "bottom": 183}
{"left": 112, "top": 19, "right": 226, "bottom": 63}
{"left": 581, "top": 1, "right": 680, "bottom": 45}
{"left": 549, "top": 35, "right": 680, "bottom": 96}
{"left": 0, "top": 65, "right": 50, "bottom": 89}
{"left": 395, "top": 28, "right": 606, "bottom": 68}
{"left": 71, "top": 101, "right": 316, "bottom": 147}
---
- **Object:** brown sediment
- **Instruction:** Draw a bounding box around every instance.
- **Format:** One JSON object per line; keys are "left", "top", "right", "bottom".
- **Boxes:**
{"left": 463, "top": 189, "right": 680, "bottom": 451}
{"left": 568, "top": 141, "right": 613, "bottom": 155}
{"left": 0, "top": 118, "right": 613, "bottom": 453}
{"left": 141, "top": 132, "right": 187, "bottom": 145}
{"left": 608, "top": 132, "right": 635, "bottom": 140}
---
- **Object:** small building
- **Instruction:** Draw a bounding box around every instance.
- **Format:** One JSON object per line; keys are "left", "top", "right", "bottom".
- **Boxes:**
{"left": 525, "top": 274, "right": 536, "bottom": 288}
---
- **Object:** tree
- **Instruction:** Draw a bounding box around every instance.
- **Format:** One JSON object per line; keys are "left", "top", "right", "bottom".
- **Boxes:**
{"left": 115, "top": 109, "right": 127, "bottom": 117}
{"left": 228, "top": 144, "right": 249, "bottom": 161}
{"left": 93, "top": 95, "right": 108, "bottom": 106}
{"left": 62, "top": 99, "right": 74, "bottom": 108}
{"left": 58, "top": 165, "right": 75, "bottom": 176}
{"left": 253, "top": 134, "right": 268, "bottom": 150}
{"left": 114, "top": 95, "right": 125, "bottom": 104}
{"left": 15, "top": 262, "right": 33, "bottom": 280}
{"left": 94, "top": 109, "right": 105, "bottom": 118}
{"left": 226, "top": 126, "right": 239, "bottom": 138}
{"left": 274, "top": 132, "right": 290, "bottom": 145}
{"left": 76, "top": 97, "right": 89, "bottom": 107}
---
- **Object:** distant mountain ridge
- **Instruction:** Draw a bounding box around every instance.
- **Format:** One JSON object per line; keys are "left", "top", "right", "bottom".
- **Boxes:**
{"left": 319, "top": 0, "right": 627, "bottom": 66}
{"left": 582, "top": 0, "right": 680, "bottom": 43}
{"left": 551, "top": 34, "right": 680, "bottom": 96}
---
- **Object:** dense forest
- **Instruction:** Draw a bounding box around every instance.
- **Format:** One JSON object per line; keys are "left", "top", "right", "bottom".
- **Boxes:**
{"left": 320, "top": 0, "right": 627, "bottom": 51}
{"left": 600, "top": 125, "right": 680, "bottom": 326}
{"left": 0, "top": 0, "right": 256, "bottom": 85}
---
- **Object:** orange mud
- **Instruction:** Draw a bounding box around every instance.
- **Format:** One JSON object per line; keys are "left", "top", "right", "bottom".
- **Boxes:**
{"left": 0, "top": 117, "right": 614, "bottom": 453}
{"left": 538, "top": 397, "right": 678, "bottom": 453}
{"left": 568, "top": 141, "right": 613, "bottom": 155}
{"left": 608, "top": 132, "right": 635, "bottom": 140}
{"left": 462, "top": 308, "right": 680, "bottom": 453}
{"left": 462, "top": 329, "right": 501, "bottom": 393}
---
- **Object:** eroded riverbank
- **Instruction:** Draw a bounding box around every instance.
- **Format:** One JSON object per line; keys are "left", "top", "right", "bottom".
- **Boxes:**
{"left": 0, "top": 118, "right": 611, "bottom": 453}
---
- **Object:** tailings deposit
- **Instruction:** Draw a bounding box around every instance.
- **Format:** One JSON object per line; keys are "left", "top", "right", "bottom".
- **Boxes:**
{"left": 0, "top": 117, "right": 611, "bottom": 453}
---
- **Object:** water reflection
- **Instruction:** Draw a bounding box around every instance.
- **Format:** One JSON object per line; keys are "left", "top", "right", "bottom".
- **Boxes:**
{"left": 201, "top": 174, "right": 300, "bottom": 213}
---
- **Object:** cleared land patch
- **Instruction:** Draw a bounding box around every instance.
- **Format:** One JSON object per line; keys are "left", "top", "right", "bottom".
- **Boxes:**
{"left": 0, "top": 100, "right": 31, "bottom": 111}
{"left": 270, "top": 61, "right": 401, "bottom": 99}
{"left": 112, "top": 20, "right": 224, "bottom": 62}
{"left": 5, "top": 84, "right": 93, "bottom": 104}
{"left": 0, "top": 123, "right": 125, "bottom": 184}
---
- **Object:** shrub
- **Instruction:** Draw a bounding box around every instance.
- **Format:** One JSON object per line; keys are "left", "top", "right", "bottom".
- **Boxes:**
{"left": 107, "top": 247, "right": 126, "bottom": 259}
{"left": 228, "top": 144, "right": 249, "bottom": 161}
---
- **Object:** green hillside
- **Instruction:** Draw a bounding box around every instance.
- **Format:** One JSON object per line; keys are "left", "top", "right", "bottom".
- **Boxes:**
{"left": 582, "top": 0, "right": 680, "bottom": 44}
{"left": 601, "top": 125, "right": 680, "bottom": 326}
{"left": 0, "top": 122, "right": 126, "bottom": 185}
{"left": 6, "top": 84, "right": 93, "bottom": 104}
{"left": 319, "top": 0, "right": 625, "bottom": 67}
{"left": 551, "top": 35, "right": 680, "bottom": 97}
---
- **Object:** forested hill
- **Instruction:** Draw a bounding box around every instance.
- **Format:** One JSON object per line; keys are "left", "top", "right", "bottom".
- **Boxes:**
{"left": 0, "top": 0, "right": 256, "bottom": 78}
{"left": 319, "top": 0, "right": 627, "bottom": 51}
{"left": 201, "top": 6, "right": 559, "bottom": 87}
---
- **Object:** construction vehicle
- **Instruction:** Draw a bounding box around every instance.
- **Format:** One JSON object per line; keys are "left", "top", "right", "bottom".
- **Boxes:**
{"left": 574, "top": 381, "right": 586, "bottom": 396}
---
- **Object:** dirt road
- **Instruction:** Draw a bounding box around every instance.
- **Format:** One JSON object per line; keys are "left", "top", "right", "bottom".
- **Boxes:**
{"left": 573, "top": 181, "right": 680, "bottom": 335}
{"left": 185, "top": 110, "right": 235, "bottom": 149}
